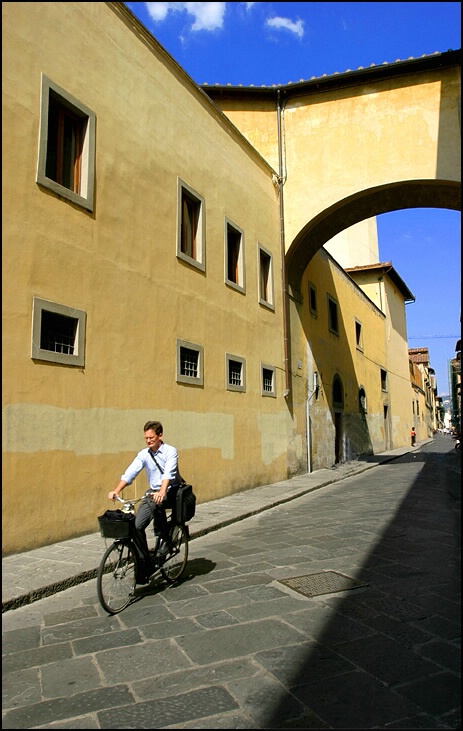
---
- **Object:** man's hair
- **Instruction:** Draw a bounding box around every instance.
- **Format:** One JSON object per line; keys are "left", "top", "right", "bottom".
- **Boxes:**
{"left": 144, "top": 420, "right": 163, "bottom": 435}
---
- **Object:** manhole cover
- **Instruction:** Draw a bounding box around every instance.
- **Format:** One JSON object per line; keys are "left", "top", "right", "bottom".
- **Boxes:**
{"left": 278, "top": 571, "right": 367, "bottom": 598}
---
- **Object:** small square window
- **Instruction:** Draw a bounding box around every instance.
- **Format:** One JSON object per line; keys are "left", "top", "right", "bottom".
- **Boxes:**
{"left": 31, "top": 297, "right": 86, "bottom": 366}
{"left": 261, "top": 364, "right": 276, "bottom": 397}
{"left": 37, "top": 75, "right": 95, "bottom": 211}
{"left": 381, "top": 368, "right": 388, "bottom": 391}
{"left": 328, "top": 295, "right": 339, "bottom": 335}
{"left": 258, "top": 245, "right": 274, "bottom": 309}
{"left": 308, "top": 282, "right": 317, "bottom": 317}
{"left": 177, "top": 180, "right": 205, "bottom": 271}
{"left": 355, "top": 319, "right": 363, "bottom": 351}
{"left": 176, "top": 339, "right": 204, "bottom": 386}
{"left": 225, "top": 219, "right": 245, "bottom": 292}
{"left": 226, "top": 353, "right": 246, "bottom": 392}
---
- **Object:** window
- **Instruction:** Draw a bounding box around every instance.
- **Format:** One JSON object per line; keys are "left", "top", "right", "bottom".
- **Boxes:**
{"left": 258, "top": 245, "right": 274, "bottom": 308}
{"left": 327, "top": 295, "right": 339, "bottom": 335}
{"left": 261, "top": 364, "right": 276, "bottom": 397}
{"left": 381, "top": 368, "right": 388, "bottom": 392}
{"left": 177, "top": 180, "right": 205, "bottom": 271}
{"left": 31, "top": 297, "right": 86, "bottom": 366}
{"left": 355, "top": 319, "right": 363, "bottom": 351}
{"left": 176, "top": 339, "right": 204, "bottom": 386}
{"left": 225, "top": 219, "right": 245, "bottom": 292}
{"left": 308, "top": 282, "right": 317, "bottom": 317}
{"left": 37, "top": 75, "right": 95, "bottom": 211}
{"left": 226, "top": 353, "right": 246, "bottom": 392}
{"left": 359, "top": 387, "right": 367, "bottom": 413}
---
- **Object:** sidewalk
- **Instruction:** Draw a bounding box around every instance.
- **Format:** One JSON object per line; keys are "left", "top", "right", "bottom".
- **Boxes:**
{"left": 2, "top": 444, "right": 423, "bottom": 613}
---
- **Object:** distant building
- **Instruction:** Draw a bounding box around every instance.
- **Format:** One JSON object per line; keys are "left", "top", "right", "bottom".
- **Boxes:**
{"left": 409, "top": 348, "right": 439, "bottom": 436}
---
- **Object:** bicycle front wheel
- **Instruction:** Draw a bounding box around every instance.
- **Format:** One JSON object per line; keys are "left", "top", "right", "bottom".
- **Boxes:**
{"left": 161, "top": 524, "right": 189, "bottom": 584}
{"left": 97, "top": 541, "right": 137, "bottom": 614}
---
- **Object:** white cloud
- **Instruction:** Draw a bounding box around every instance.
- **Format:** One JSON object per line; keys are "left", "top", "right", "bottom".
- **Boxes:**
{"left": 266, "top": 16, "right": 305, "bottom": 39}
{"left": 145, "top": 2, "right": 226, "bottom": 31}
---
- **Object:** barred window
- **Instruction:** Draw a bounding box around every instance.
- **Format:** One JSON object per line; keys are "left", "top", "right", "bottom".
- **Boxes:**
{"left": 261, "top": 364, "right": 276, "bottom": 397}
{"left": 180, "top": 347, "right": 199, "bottom": 379}
{"left": 40, "top": 310, "right": 77, "bottom": 355}
{"left": 176, "top": 339, "right": 204, "bottom": 386}
{"left": 229, "top": 360, "right": 242, "bottom": 385}
{"left": 31, "top": 297, "right": 86, "bottom": 366}
{"left": 226, "top": 353, "right": 246, "bottom": 392}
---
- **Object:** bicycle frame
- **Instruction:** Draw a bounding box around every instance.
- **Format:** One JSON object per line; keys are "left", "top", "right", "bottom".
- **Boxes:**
{"left": 97, "top": 491, "right": 189, "bottom": 613}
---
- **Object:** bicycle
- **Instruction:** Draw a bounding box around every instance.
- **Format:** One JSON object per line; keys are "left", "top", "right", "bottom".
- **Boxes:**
{"left": 97, "top": 491, "right": 189, "bottom": 614}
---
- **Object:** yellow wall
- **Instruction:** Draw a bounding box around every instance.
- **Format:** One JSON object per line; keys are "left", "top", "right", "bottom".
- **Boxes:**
{"left": 2, "top": 2, "right": 286, "bottom": 553}
{"left": 3, "top": 3, "right": 458, "bottom": 554}
{"left": 213, "top": 68, "right": 461, "bottom": 248}
{"left": 291, "top": 249, "right": 388, "bottom": 470}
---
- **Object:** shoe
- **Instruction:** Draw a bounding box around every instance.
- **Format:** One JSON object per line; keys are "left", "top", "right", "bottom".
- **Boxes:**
{"left": 156, "top": 539, "right": 172, "bottom": 557}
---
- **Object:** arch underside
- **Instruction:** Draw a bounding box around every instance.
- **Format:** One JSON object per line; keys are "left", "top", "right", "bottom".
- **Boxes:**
{"left": 286, "top": 179, "right": 461, "bottom": 295}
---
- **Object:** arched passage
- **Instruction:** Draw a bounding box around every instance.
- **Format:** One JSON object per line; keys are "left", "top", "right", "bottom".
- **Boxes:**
{"left": 286, "top": 179, "right": 461, "bottom": 295}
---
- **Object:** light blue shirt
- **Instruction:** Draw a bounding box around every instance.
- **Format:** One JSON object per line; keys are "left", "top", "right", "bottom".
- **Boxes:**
{"left": 121, "top": 442, "right": 181, "bottom": 491}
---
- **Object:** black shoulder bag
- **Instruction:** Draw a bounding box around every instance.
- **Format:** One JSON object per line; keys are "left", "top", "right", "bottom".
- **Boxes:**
{"left": 148, "top": 449, "right": 196, "bottom": 523}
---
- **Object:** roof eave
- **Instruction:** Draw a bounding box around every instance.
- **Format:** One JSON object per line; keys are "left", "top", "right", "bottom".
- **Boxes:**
{"left": 202, "top": 49, "right": 461, "bottom": 101}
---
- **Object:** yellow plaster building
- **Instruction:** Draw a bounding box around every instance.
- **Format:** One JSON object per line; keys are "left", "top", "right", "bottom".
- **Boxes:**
{"left": 2, "top": 2, "right": 460, "bottom": 553}
{"left": 2, "top": 2, "right": 285, "bottom": 553}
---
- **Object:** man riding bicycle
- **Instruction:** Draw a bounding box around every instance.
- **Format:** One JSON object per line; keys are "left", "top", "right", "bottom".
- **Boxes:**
{"left": 108, "top": 420, "right": 183, "bottom": 558}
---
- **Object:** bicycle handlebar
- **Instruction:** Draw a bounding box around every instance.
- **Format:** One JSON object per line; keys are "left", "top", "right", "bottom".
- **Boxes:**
{"left": 113, "top": 492, "right": 152, "bottom": 510}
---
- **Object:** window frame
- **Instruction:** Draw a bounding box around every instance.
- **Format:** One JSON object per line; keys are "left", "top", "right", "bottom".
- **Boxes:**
{"left": 176, "top": 339, "right": 204, "bottom": 386}
{"left": 224, "top": 218, "right": 245, "bottom": 293}
{"left": 308, "top": 281, "right": 318, "bottom": 317}
{"left": 31, "top": 297, "right": 86, "bottom": 366}
{"left": 380, "top": 368, "right": 388, "bottom": 392}
{"left": 176, "top": 179, "right": 206, "bottom": 272}
{"left": 226, "top": 353, "right": 246, "bottom": 392}
{"left": 327, "top": 294, "right": 339, "bottom": 335}
{"left": 37, "top": 75, "right": 96, "bottom": 212}
{"left": 355, "top": 318, "right": 363, "bottom": 351}
{"left": 261, "top": 363, "right": 276, "bottom": 397}
{"left": 258, "top": 244, "right": 274, "bottom": 310}
{"left": 359, "top": 386, "right": 367, "bottom": 413}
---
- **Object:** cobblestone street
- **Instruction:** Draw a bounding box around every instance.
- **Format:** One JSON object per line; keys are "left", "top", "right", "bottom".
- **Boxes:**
{"left": 2, "top": 436, "right": 460, "bottom": 729}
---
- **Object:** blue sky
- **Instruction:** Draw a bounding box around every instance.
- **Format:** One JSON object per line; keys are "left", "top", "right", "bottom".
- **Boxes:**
{"left": 127, "top": 2, "right": 461, "bottom": 396}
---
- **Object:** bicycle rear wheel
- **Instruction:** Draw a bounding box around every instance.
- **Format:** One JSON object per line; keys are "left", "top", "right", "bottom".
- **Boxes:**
{"left": 161, "top": 524, "right": 188, "bottom": 584}
{"left": 97, "top": 540, "right": 137, "bottom": 614}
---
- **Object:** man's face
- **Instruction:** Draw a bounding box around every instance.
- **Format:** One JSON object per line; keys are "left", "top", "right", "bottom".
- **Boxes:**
{"left": 144, "top": 429, "right": 162, "bottom": 451}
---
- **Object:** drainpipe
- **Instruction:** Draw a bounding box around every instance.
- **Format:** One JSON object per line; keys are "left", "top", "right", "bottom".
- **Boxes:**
{"left": 277, "top": 89, "right": 290, "bottom": 399}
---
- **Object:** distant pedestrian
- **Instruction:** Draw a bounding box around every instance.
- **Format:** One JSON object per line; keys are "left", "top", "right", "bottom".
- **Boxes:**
{"left": 411, "top": 427, "right": 416, "bottom": 446}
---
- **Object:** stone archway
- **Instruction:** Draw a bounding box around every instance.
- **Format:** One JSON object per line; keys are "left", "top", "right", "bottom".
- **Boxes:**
{"left": 286, "top": 179, "right": 460, "bottom": 296}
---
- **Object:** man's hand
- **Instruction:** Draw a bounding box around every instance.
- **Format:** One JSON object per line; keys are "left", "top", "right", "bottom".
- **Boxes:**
{"left": 108, "top": 491, "right": 118, "bottom": 501}
{"left": 152, "top": 488, "right": 167, "bottom": 504}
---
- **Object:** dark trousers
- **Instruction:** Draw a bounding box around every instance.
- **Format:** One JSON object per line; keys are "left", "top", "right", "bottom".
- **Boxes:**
{"left": 135, "top": 489, "right": 178, "bottom": 555}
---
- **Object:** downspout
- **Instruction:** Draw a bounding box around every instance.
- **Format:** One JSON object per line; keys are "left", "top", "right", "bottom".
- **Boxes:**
{"left": 277, "top": 89, "right": 291, "bottom": 399}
